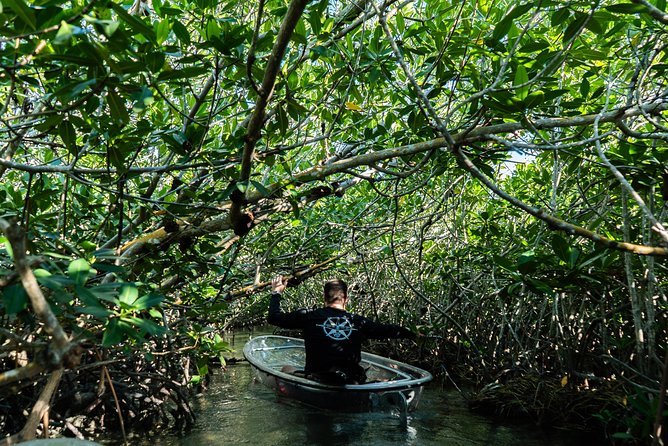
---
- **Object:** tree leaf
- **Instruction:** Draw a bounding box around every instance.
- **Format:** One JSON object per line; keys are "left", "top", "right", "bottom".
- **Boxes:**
{"left": 517, "top": 251, "right": 538, "bottom": 274}
{"left": 133, "top": 292, "right": 164, "bottom": 310}
{"left": 4, "top": 0, "right": 36, "bottom": 30}
{"left": 2, "top": 284, "right": 28, "bottom": 315}
{"left": 172, "top": 20, "right": 191, "bottom": 44}
{"left": 119, "top": 283, "right": 139, "bottom": 306}
{"left": 563, "top": 14, "right": 588, "bottom": 44}
{"left": 124, "top": 316, "right": 166, "bottom": 335}
{"left": 102, "top": 318, "right": 124, "bottom": 346}
{"left": 107, "top": 89, "right": 130, "bottom": 125}
{"left": 110, "top": 2, "right": 157, "bottom": 43}
{"left": 490, "top": 4, "right": 532, "bottom": 44}
{"left": 59, "top": 120, "right": 77, "bottom": 155}
{"left": 514, "top": 65, "right": 529, "bottom": 100}
{"left": 78, "top": 306, "right": 113, "bottom": 319}
{"left": 68, "top": 258, "right": 92, "bottom": 285}
{"left": 155, "top": 18, "right": 171, "bottom": 44}
{"left": 250, "top": 180, "right": 272, "bottom": 197}
{"left": 551, "top": 234, "right": 571, "bottom": 263}
{"left": 604, "top": 4, "right": 648, "bottom": 14}
{"left": 54, "top": 21, "right": 73, "bottom": 45}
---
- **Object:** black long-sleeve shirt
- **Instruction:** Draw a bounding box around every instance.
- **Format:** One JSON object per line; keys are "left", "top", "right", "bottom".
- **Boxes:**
{"left": 268, "top": 292, "right": 414, "bottom": 382}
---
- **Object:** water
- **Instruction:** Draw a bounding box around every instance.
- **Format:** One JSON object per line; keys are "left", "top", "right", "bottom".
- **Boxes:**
{"left": 122, "top": 331, "right": 587, "bottom": 446}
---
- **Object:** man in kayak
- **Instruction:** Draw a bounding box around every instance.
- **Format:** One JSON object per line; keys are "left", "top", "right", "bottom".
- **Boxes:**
{"left": 268, "top": 276, "right": 415, "bottom": 385}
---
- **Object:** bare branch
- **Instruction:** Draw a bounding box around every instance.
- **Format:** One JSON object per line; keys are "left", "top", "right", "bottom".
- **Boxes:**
{"left": 631, "top": 0, "right": 668, "bottom": 24}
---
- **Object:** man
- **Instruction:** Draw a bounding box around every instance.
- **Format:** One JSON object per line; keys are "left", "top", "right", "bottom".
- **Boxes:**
{"left": 268, "top": 276, "right": 415, "bottom": 385}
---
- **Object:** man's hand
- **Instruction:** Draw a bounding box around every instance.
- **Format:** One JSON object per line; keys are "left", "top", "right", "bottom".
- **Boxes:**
{"left": 271, "top": 276, "right": 287, "bottom": 294}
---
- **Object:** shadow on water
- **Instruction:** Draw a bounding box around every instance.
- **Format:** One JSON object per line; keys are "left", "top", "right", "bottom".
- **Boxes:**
{"left": 114, "top": 330, "right": 595, "bottom": 446}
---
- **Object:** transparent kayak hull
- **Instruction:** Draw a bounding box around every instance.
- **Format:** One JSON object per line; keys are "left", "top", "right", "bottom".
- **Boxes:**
{"left": 243, "top": 335, "right": 432, "bottom": 412}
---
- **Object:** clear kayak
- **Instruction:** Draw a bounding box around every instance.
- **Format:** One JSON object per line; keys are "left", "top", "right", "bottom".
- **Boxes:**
{"left": 243, "top": 335, "right": 432, "bottom": 413}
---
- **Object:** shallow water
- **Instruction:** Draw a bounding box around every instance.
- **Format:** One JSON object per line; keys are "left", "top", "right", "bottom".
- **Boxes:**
{"left": 120, "top": 330, "right": 591, "bottom": 446}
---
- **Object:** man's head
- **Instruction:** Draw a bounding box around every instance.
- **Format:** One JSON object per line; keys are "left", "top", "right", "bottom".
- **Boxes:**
{"left": 324, "top": 279, "right": 348, "bottom": 305}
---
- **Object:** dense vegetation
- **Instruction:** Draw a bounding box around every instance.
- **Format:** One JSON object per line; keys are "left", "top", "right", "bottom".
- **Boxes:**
{"left": 1, "top": 0, "right": 667, "bottom": 443}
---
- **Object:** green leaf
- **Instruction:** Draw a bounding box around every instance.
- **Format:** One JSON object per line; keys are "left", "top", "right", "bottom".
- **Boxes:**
{"left": 604, "top": 4, "right": 648, "bottom": 14}
{"left": 578, "top": 249, "right": 610, "bottom": 270}
{"left": 132, "top": 86, "right": 154, "bottom": 112}
{"left": 4, "top": 0, "right": 36, "bottom": 30}
{"left": 514, "top": 65, "right": 529, "bottom": 100}
{"left": 92, "top": 284, "right": 122, "bottom": 302}
{"left": 250, "top": 180, "right": 272, "bottom": 197}
{"left": 68, "top": 258, "right": 92, "bottom": 285}
{"left": 2, "top": 284, "right": 28, "bottom": 315}
{"left": 152, "top": 0, "right": 162, "bottom": 16}
{"left": 493, "top": 255, "right": 516, "bottom": 272}
{"left": 517, "top": 251, "right": 538, "bottom": 274}
{"left": 396, "top": 11, "right": 405, "bottom": 32}
{"left": 490, "top": 16, "right": 512, "bottom": 44}
{"left": 585, "top": 17, "right": 604, "bottom": 35}
{"left": 277, "top": 105, "right": 288, "bottom": 136}
{"left": 133, "top": 292, "right": 164, "bottom": 310}
{"left": 0, "top": 235, "right": 14, "bottom": 260}
{"left": 524, "top": 90, "right": 544, "bottom": 108}
{"left": 102, "top": 318, "right": 124, "bottom": 346}
{"left": 568, "top": 247, "right": 580, "bottom": 269}
{"left": 37, "top": 274, "right": 72, "bottom": 291}
{"left": 551, "top": 234, "right": 571, "bottom": 263}
{"left": 107, "top": 89, "right": 129, "bottom": 125}
{"left": 78, "top": 306, "right": 113, "bottom": 319}
{"left": 155, "top": 18, "right": 171, "bottom": 44}
{"left": 580, "top": 78, "right": 590, "bottom": 98}
{"left": 563, "top": 14, "right": 588, "bottom": 44}
{"left": 526, "top": 277, "right": 553, "bottom": 295}
{"left": 59, "top": 120, "right": 77, "bottom": 154}
{"left": 172, "top": 20, "right": 191, "bottom": 44}
{"left": 551, "top": 8, "right": 570, "bottom": 27}
{"left": 108, "top": 144, "right": 128, "bottom": 172}
{"left": 124, "top": 316, "right": 166, "bottom": 335}
{"left": 83, "top": 16, "right": 120, "bottom": 37}
{"left": 190, "top": 375, "right": 202, "bottom": 385}
{"left": 490, "top": 4, "right": 532, "bottom": 44}
{"left": 75, "top": 285, "right": 105, "bottom": 307}
{"left": 308, "top": 9, "right": 322, "bottom": 35}
{"left": 54, "top": 21, "right": 73, "bottom": 45}
{"left": 110, "top": 2, "right": 157, "bottom": 43}
{"left": 157, "top": 66, "right": 210, "bottom": 81}
{"left": 119, "top": 284, "right": 139, "bottom": 306}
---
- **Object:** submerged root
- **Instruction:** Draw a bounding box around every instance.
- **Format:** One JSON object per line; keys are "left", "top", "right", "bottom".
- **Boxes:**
{"left": 469, "top": 373, "right": 629, "bottom": 434}
{"left": 0, "top": 350, "right": 197, "bottom": 442}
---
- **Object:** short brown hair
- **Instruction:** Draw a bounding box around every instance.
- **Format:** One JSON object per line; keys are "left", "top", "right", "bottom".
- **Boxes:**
{"left": 324, "top": 279, "right": 347, "bottom": 304}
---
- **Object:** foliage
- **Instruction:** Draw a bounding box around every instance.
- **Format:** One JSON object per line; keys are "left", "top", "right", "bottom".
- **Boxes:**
{"left": 1, "top": 0, "right": 668, "bottom": 442}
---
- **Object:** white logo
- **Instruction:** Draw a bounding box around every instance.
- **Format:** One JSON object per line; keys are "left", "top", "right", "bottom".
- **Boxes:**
{"left": 318, "top": 317, "right": 356, "bottom": 340}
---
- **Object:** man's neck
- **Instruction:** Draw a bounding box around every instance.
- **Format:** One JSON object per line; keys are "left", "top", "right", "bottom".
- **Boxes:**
{"left": 326, "top": 302, "right": 346, "bottom": 310}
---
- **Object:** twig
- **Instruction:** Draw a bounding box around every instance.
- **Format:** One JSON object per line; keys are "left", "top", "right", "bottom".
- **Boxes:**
{"left": 631, "top": 0, "right": 668, "bottom": 24}
{"left": 247, "top": 0, "right": 266, "bottom": 95}
{"left": 652, "top": 349, "right": 668, "bottom": 446}
{"left": 102, "top": 365, "right": 128, "bottom": 446}
{"left": 0, "top": 369, "right": 63, "bottom": 445}
{"left": 0, "top": 220, "right": 71, "bottom": 357}
{"left": 0, "top": 362, "right": 44, "bottom": 387}
{"left": 595, "top": 113, "right": 668, "bottom": 244}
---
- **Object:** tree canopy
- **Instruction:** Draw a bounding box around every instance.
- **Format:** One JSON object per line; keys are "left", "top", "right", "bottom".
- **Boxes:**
{"left": 1, "top": 0, "right": 667, "bottom": 443}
